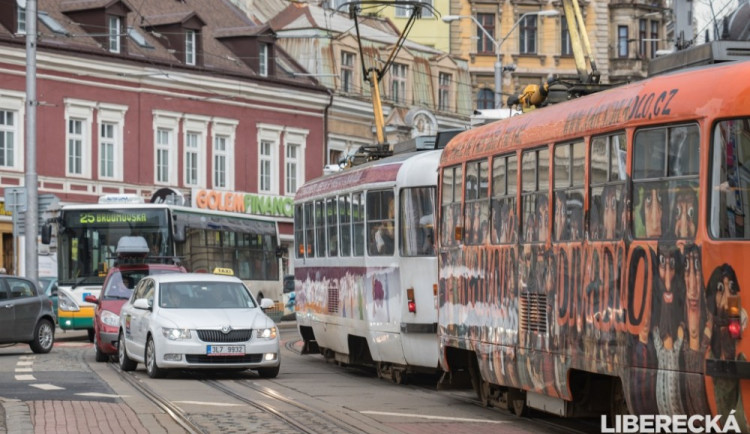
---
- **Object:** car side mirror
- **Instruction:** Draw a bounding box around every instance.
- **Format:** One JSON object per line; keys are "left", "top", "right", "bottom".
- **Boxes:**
{"left": 260, "top": 298, "right": 274, "bottom": 310}
{"left": 133, "top": 298, "right": 151, "bottom": 310}
{"left": 50, "top": 285, "right": 58, "bottom": 296}
{"left": 84, "top": 295, "right": 98, "bottom": 304}
{"left": 41, "top": 224, "right": 52, "bottom": 245}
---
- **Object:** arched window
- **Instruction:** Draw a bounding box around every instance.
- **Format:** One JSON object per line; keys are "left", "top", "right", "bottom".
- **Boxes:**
{"left": 477, "top": 88, "right": 494, "bottom": 110}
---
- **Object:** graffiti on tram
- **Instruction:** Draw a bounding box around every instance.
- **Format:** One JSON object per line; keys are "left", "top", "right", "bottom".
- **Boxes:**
{"left": 439, "top": 181, "right": 748, "bottom": 427}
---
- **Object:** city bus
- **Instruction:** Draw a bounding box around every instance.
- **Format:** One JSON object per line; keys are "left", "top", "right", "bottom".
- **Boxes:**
{"left": 437, "top": 59, "right": 750, "bottom": 428}
{"left": 47, "top": 195, "right": 282, "bottom": 339}
{"left": 293, "top": 149, "right": 442, "bottom": 383}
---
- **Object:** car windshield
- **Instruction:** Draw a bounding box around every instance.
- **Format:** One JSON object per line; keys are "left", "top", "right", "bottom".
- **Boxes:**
{"left": 103, "top": 269, "right": 179, "bottom": 300}
{"left": 159, "top": 282, "right": 257, "bottom": 309}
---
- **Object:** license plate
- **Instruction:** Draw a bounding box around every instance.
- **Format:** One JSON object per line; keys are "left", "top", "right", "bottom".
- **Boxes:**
{"left": 206, "top": 345, "right": 245, "bottom": 356}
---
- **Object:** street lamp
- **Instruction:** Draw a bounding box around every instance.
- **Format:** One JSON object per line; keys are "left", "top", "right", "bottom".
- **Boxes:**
{"left": 443, "top": 10, "right": 560, "bottom": 108}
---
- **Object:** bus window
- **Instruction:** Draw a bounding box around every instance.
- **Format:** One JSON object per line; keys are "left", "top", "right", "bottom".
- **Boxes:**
{"left": 367, "top": 190, "right": 395, "bottom": 256}
{"left": 521, "top": 148, "right": 549, "bottom": 243}
{"left": 327, "top": 197, "right": 338, "bottom": 257}
{"left": 465, "top": 159, "right": 490, "bottom": 245}
{"left": 400, "top": 187, "right": 437, "bottom": 256}
{"left": 295, "top": 204, "right": 304, "bottom": 258}
{"left": 710, "top": 118, "right": 750, "bottom": 239}
{"left": 304, "top": 202, "right": 315, "bottom": 257}
{"left": 491, "top": 154, "right": 517, "bottom": 244}
{"left": 633, "top": 124, "right": 700, "bottom": 239}
{"left": 315, "top": 200, "right": 326, "bottom": 257}
{"left": 352, "top": 192, "right": 365, "bottom": 256}
{"left": 339, "top": 195, "right": 352, "bottom": 256}
{"left": 589, "top": 132, "right": 627, "bottom": 241}
{"left": 553, "top": 141, "right": 585, "bottom": 242}
{"left": 441, "top": 165, "right": 462, "bottom": 247}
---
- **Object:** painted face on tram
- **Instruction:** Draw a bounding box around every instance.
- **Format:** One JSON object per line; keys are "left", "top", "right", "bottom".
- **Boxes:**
{"left": 554, "top": 195, "right": 566, "bottom": 241}
{"left": 538, "top": 201, "right": 549, "bottom": 243}
{"left": 658, "top": 251, "right": 676, "bottom": 302}
{"left": 643, "top": 187, "right": 663, "bottom": 238}
{"left": 603, "top": 189, "right": 618, "bottom": 239}
{"left": 716, "top": 276, "right": 737, "bottom": 313}
{"left": 673, "top": 191, "right": 697, "bottom": 238}
{"left": 684, "top": 248, "right": 702, "bottom": 343}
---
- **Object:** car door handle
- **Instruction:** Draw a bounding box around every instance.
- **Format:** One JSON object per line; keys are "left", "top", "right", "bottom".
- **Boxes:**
{"left": 2, "top": 304, "right": 12, "bottom": 308}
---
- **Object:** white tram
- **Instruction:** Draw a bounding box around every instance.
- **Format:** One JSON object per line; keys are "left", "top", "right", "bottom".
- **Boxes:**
{"left": 293, "top": 149, "right": 441, "bottom": 382}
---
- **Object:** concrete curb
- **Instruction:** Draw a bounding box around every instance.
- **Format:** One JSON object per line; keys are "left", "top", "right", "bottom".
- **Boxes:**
{"left": 0, "top": 397, "right": 33, "bottom": 434}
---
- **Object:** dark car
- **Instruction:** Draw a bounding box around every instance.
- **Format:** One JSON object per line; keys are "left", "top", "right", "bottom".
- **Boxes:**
{"left": 0, "top": 275, "right": 56, "bottom": 353}
{"left": 87, "top": 263, "right": 185, "bottom": 362}
{"left": 38, "top": 277, "right": 58, "bottom": 323}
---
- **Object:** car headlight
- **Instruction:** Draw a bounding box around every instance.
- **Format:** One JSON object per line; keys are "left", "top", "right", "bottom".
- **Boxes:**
{"left": 100, "top": 310, "right": 120, "bottom": 327}
{"left": 162, "top": 328, "right": 191, "bottom": 340}
{"left": 58, "top": 292, "right": 80, "bottom": 312}
{"left": 257, "top": 327, "right": 277, "bottom": 340}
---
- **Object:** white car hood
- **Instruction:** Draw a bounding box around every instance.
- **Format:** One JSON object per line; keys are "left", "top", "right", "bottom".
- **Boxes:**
{"left": 157, "top": 308, "right": 274, "bottom": 330}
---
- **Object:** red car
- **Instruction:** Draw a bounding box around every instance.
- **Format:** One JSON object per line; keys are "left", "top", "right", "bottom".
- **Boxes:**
{"left": 87, "top": 263, "right": 185, "bottom": 362}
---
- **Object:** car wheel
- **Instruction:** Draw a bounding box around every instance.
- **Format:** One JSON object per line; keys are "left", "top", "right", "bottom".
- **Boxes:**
{"left": 87, "top": 328, "right": 95, "bottom": 343}
{"left": 95, "top": 343, "right": 109, "bottom": 362}
{"left": 29, "top": 319, "right": 55, "bottom": 354}
{"left": 145, "top": 337, "right": 166, "bottom": 379}
{"left": 257, "top": 365, "right": 279, "bottom": 379}
{"left": 118, "top": 331, "right": 137, "bottom": 371}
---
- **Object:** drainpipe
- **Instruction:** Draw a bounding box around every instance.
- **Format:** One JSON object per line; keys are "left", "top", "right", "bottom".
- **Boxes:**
{"left": 323, "top": 88, "right": 334, "bottom": 171}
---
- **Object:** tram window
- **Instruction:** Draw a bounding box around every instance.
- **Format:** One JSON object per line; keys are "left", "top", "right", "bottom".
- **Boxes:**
{"left": 441, "top": 165, "right": 462, "bottom": 247}
{"left": 491, "top": 154, "right": 517, "bottom": 244}
{"left": 367, "top": 190, "right": 395, "bottom": 255}
{"left": 338, "top": 195, "right": 352, "bottom": 256}
{"left": 553, "top": 142, "right": 585, "bottom": 242}
{"left": 521, "top": 148, "right": 550, "bottom": 243}
{"left": 352, "top": 192, "right": 365, "bottom": 256}
{"left": 710, "top": 118, "right": 750, "bottom": 239}
{"left": 590, "top": 133, "right": 627, "bottom": 241}
{"left": 327, "top": 197, "right": 338, "bottom": 257}
{"left": 315, "top": 200, "right": 326, "bottom": 257}
{"left": 465, "top": 159, "right": 489, "bottom": 245}
{"left": 304, "top": 202, "right": 315, "bottom": 257}
{"left": 633, "top": 124, "right": 700, "bottom": 239}
{"left": 400, "top": 187, "right": 437, "bottom": 256}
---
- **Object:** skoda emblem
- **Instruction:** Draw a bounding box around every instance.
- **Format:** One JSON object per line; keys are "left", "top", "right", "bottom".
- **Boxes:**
{"left": 221, "top": 325, "right": 232, "bottom": 334}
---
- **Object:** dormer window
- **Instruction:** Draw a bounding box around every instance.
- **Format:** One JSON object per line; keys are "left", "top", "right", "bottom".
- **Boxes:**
{"left": 259, "top": 43, "right": 269, "bottom": 77}
{"left": 108, "top": 16, "right": 121, "bottom": 53}
{"left": 185, "top": 30, "right": 196, "bottom": 65}
{"left": 17, "top": 6, "right": 26, "bottom": 35}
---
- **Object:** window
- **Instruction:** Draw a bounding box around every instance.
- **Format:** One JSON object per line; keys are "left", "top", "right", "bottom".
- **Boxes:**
{"left": 185, "top": 132, "right": 200, "bottom": 186}
{"left": 438, "top": 72, "right": 451, "bottom": 111}
{"left": 367, "top": 190, "right": 395, "bottom": 256}
{"left": 633, "top": 124, "right": 700, "bottom": 239}
{"left": 477, "top": 88, "right": 494, "bottom": 110}
{"left": 477, "top": 13, "right": 495, "bottom": 54}
{"left": 639, "top": 19, "right": 647, "bottom": 58}
{"left": 401, "top": 187, "right": 437, "bottom": 256}
{"left": 303, "top": 202, "right": 315, "bottom": 257}
{"left": 315, "top": 200, "right": 326, "bottom": 258}
{"left": 710, "top": 118, "right": 750, "bottom": 239}
{"left": 65, "top": 99, "right": 94, "bottom": 178}
{"left": 212, "top": 118, "right": 237, "bottom": 190}
{"left": 284, "top": 129, "right": 308, "bottom": 196}
{"left": 491, "top": 153, "right": 518, "bottom": 244}
{"left": 519, "top": 15, "right": 538, "bottom": 54}
{"left": 0, "top": 110, "right": 18, "bottom": 169}
{"left": 338, "top": 194, "right": 352, "bottom": 257}
{"left": 17, "top": 6, "right": 26, "bottom": 35}
{"left": 650, "top": 20, "right": 659, "bottom": 58}
{"left": 185, "top": 30, "right": 196, "bottom": 65}
{"left": 618, "top": 26, "right": 629, "bottom": 58}
{"left": 465, "top": 159, "right": 490, "bottom": 245}
{"left": 553, "top": 141, "right": 585, "bottom": 242}
{"left": 391, "top": 63, "right": 407, "bottom": 103}
{"left": 128, "top": 27, "right": 153, "bottom": 49}
{"left": 286, "top": 143, "right": 299, "bottom": 194}
{"left": 352, "top": 192, "right": 365, "bottom": 256}
{"left": 395, "top": 0, "right": 432, "bottom": 18}
{"left": 259, "top": 43, "right": 269, "bottom": 77}
{"left": 521, "top": 147, "right": 549, "bottom": 243}
{"left": 561, "top": 17, "right": 572, "bottom": 56}
{"left": 441, "top": 165, "right": 463, "bottom": 247}
{"left": 108, "top": 15, "right": 121, "bottom": 53}
{"left": 590, "top": 133, "right": 627, "bottom": 241}
{"left": 99, "top": 123, "right": 116, "bottom": 179}
{"left": 295, "top": 204, "right": 305, "bottom": 258}
{"left": 327, "top": 197, "right": 338, "bottom": 257}
{"left": 156, "top": 128, "right": 172, "bottom": 184}
{"left": 257, "top": 124, "right": 281, "bottom": 194}
{"left": 153, "top": 111, "right": 179, "bottom": 185}
{"left": 341, "top": 51, "right": 355, "bottom": 93}
{"left": 68, "top": 119, "right": 85, "bottom": 175}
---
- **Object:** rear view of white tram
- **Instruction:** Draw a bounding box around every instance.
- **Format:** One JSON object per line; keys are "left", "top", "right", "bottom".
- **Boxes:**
{"left": 293, "top": 150, "right": 441, "bottom": 382}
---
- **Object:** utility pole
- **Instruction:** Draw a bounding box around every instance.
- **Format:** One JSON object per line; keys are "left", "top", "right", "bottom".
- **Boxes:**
{"left": 25, "top": 0, "right": 39, "bottom": 280}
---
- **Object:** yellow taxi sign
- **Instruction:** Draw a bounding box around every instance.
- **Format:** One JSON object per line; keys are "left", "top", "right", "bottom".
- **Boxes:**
{"left": 212, "top": 267, "right": 234, "bottom": 276}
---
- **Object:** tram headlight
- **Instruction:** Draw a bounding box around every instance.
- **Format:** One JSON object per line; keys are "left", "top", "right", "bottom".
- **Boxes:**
{"left": 58, "top": 292, "right": 80, "bottom": 312}
{"left": 727, "top": 295, "right": 742, "bottom": 339}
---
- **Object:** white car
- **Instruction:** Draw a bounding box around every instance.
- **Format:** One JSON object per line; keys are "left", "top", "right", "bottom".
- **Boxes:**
{"left": 117, "top": 273, "right": 280, "bottom": 378}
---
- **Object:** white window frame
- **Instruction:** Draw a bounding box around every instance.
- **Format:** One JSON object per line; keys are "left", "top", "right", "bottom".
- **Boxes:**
{"left": 391, "top": 63, "right": 407, "bottom": 103}
{"left": 183, "top": 115, "right": 208, "bottom": 188}
{"left": 284, "top": 128, "right": 308, "bottom": 196}
{"left": 211, "top": 118, "right": 237, "bottom": 191}
{"left": 153, "top": 111, "right": 180, "bottom": 186}
{"left": 257, "top": 123, "right": 283, "bottom": 195}
{"left": 64, "top": 99, "right": 95, "bottom": 178}
{"left": 259, "top": 43, "right": 268, "bottom": 77}
{"left": 341, "top": 51, "right": 355, "bottom": 93}
{"left": 97, "top": 103, "right": 127, "bottom": 181}
{"left": 185, "top": 30, "right": 196, "bottom": 65}
{"left": 17, "top": 7, "right": 26, "bottom": 35}
{"left": 108, "top": 15, "right": 121, "bottom": 53}
{"left": 395, "top": 0, "right": 432, "bottom": 18}
{"left": 0, "top": 90, "right": 25, "bottom": 171}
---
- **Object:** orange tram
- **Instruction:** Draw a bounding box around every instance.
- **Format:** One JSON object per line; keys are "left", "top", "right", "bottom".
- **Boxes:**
{"left": 436, "top": 60, "right": 750, "bottom": 430}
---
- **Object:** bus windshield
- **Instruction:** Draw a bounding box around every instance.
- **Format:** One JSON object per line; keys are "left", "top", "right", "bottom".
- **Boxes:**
{"left": 57, "top": 208, "right": 172, "bottom": 285}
